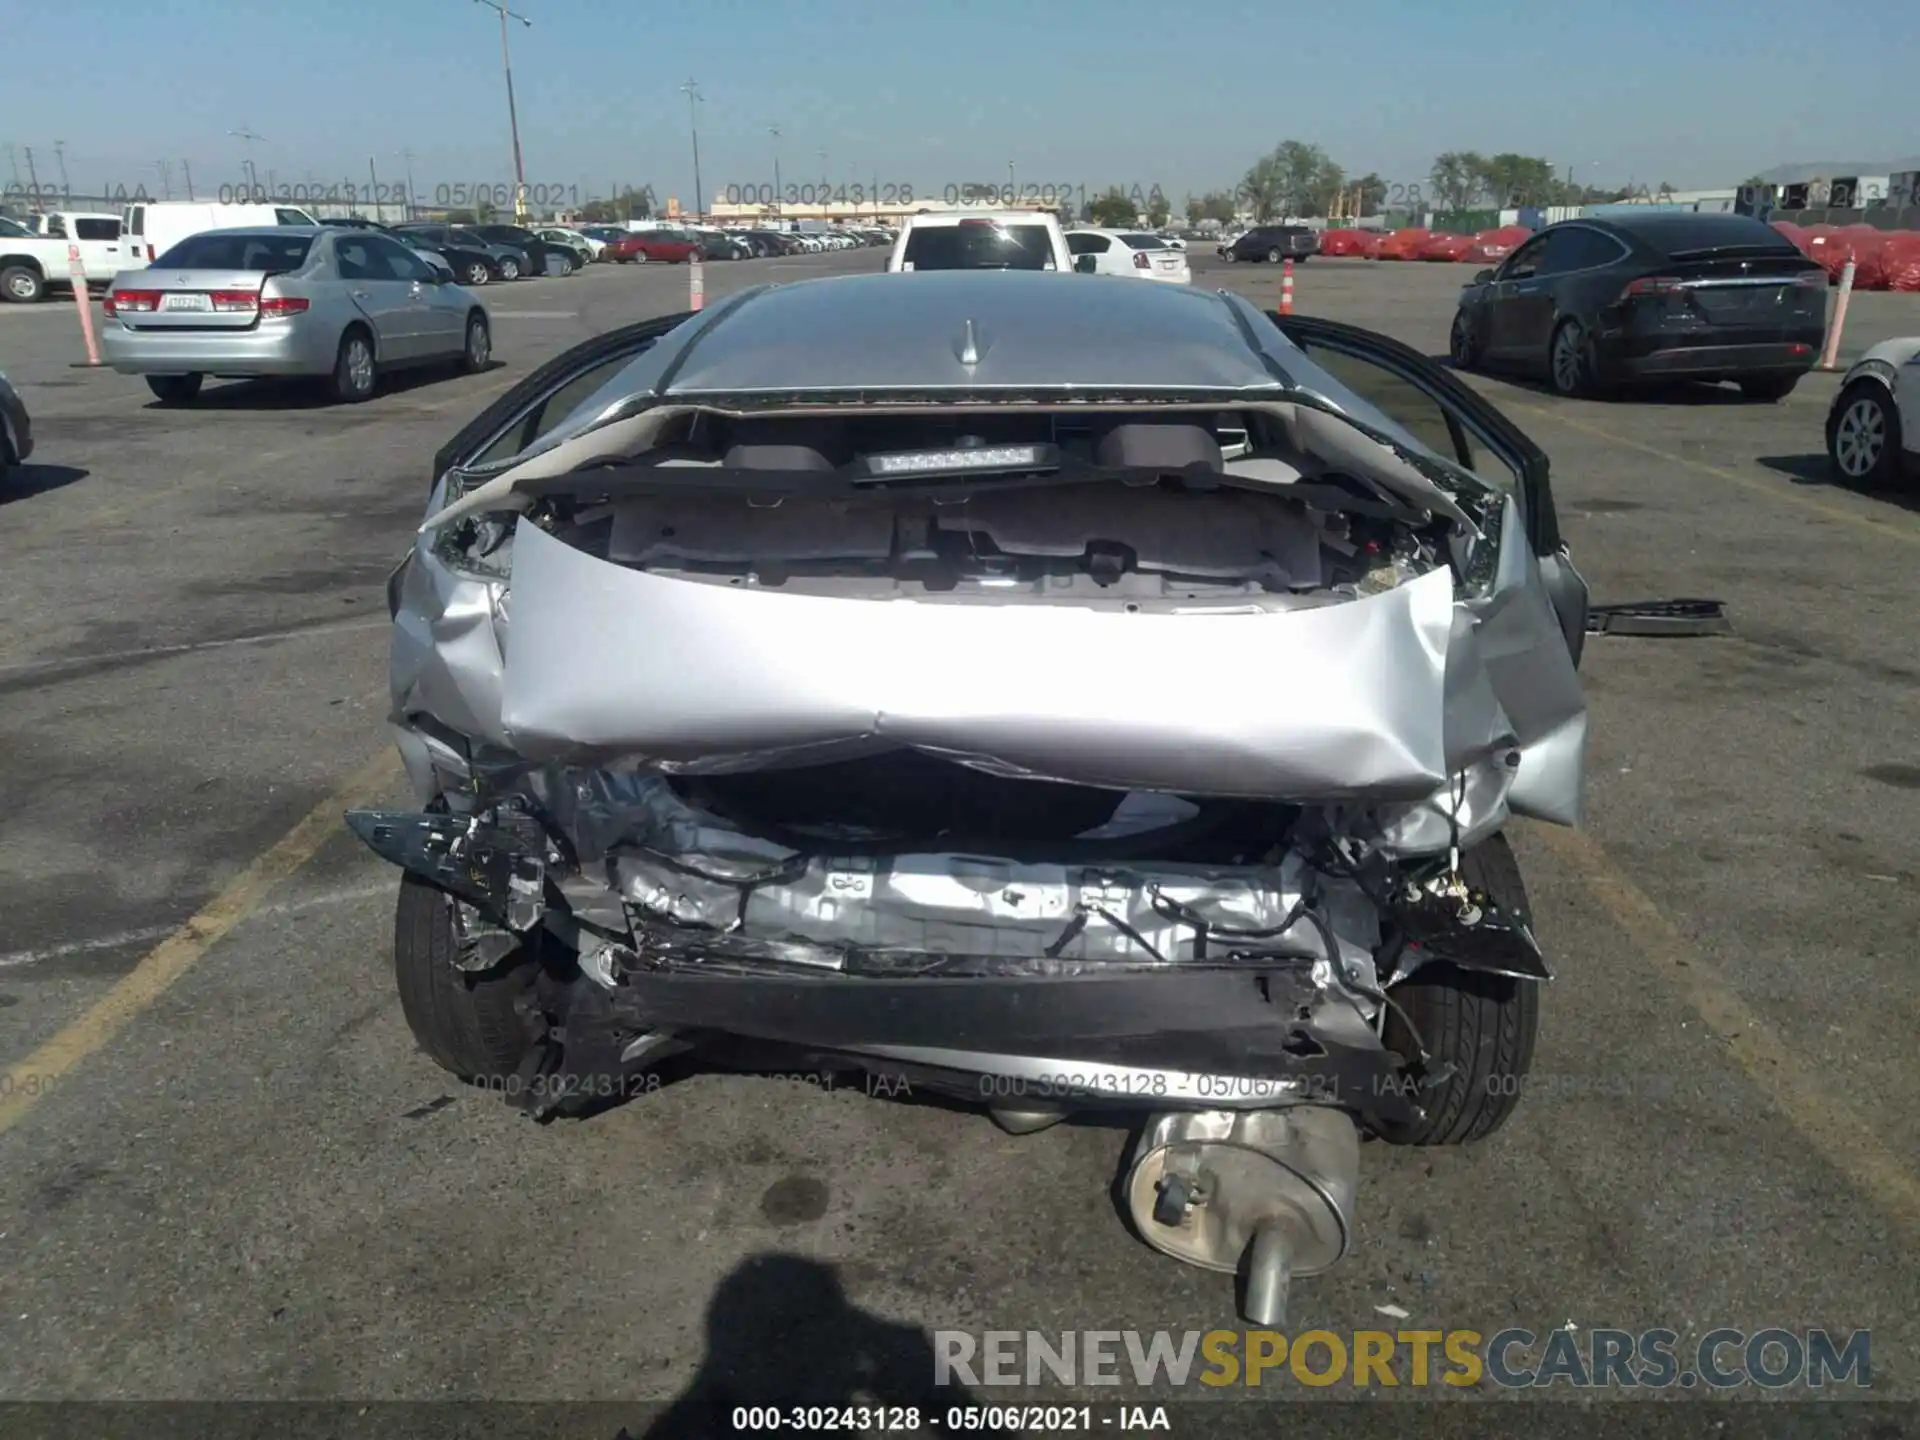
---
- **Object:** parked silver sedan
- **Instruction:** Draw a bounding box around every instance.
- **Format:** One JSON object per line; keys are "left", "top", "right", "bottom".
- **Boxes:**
{"left": 101, "top": 226, "right": 492, "bottom": 404}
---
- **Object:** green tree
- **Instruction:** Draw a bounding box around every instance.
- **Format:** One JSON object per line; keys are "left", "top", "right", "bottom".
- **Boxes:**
{"left": 1428, "top": 151, "right": 1483, "bottom": 212}
{"left": 444, "top": 208, "right": 478, "bottom": 225}
{"left": 1184, "top": 193, "right": 1203, "bottom": 226}
{"left": 1146, "top": 192, "right": 1172, "bottom": 228}
{"left": 578, "top": 187, "right": 653, "bottom": 223}
{"left": 1238, "top": 155, "right": 1283, "bottom": 223}
{"left": 1269, "top": 140, "right": 1343, "bottom": 218}
{"left": 1085, "top": 186, "right": 1138, "bottom": 227}
{"left": 1467, "top": 154, "right": 1558, "bottom": 207}
{"left": 1353, "top": 173, "right": 1388, "bottom": 217}
{"left": 1198, "top": 190, "right": 1237, "bottom": 224}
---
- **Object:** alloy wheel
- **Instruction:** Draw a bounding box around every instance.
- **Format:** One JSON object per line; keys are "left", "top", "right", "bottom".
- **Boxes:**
{"left": 1832, "top": 397, "right": 1886, "bottom": 478}
{"left": 466, "top": 318, "right": 490, "bottom": 370}
{"left": 346, "top": 338, "right": 375, "bottom": 395}
{"left": 1551, "top": 324, "right": 1586, "bottom": 394}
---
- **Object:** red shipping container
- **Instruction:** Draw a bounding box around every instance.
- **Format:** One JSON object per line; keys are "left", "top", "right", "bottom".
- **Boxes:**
{"left": 1375, "top": 228, "right": 1430, "bottom": 261}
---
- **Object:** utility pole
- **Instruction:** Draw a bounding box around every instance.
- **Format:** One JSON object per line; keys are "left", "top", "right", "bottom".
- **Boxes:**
{"left": 5, "top": 145, "right": 17, "bottom": 186}
{"left": 1008, "top": 159, "right": 1015, "bottom": 205}
{"left": 473, "top": 0, "right": 532, "bottom": 221}
{"left": 158, "top": 159, "right": 173, "bottom": 199}
{"left": 769, "top": 123, "right": 781, "bottom": 219}
{"left": 368, "top": 156, "right": 381, "bottom": 219}
{"left": 680, "top": 78, "right": 704, "bottom": 220}
{"left": 53, "top": 140, "right": 70, "bottom": 197}
{"left": 182, "top": 158, "right": 196, "bottom": 201}
{"left": 229, "top": 128, "right": 263, "bottom": 194}
{"left": 396, "top": 148, "right": 418, "bottom": 217}
{"left": 24, "top": 147, "right": 41, "bottom": 198}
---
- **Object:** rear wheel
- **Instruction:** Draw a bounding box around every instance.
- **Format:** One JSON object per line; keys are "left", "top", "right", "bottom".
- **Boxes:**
{"left": 1266, "top": 247, "right": 1283, "bottom": 263}
{"left": 1738, "top": 373, "right": 1799, "bottom": 402}
{"left": 1827, "top": 379, "right": 1904, "bottom": 487}
{"left": 464, "top": 261, "right": 490, "bottom": 286}
{"left": 1448, "top": 309, "right": 1482, "bottom": 370}
{"left": 393, "top": 870, "right": 539, "bottom": 1084}
{"left": 1, "top": 265, "right": 45, "bottom": 303}
{"left": 498, "top": 257, "right": 521, "bottom": 281}
{"left": 146, "top": 373, "right": 204, "bottom": 405}
{"left": 331, "top": 327, "right": 377, "bottom": 403}
{"left": 1548, "top": 318, "right": 1605, "bottom": 398}
{"left": 1373, "top": 835, "right": 1542, "bottom": 1146}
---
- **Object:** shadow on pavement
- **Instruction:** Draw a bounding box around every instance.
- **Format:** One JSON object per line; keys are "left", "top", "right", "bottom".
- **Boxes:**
{"left": 0, "top": 463, "right": 90, "bottom": 504}
{"left": 638, "top": 1253, "right": 1021, "bottom": 1439}
{"left": 141, "top": 361, "right": 504, "bottom": 412}
{"left": 1757, "top": 453, "right": 1920, "bottom": 512}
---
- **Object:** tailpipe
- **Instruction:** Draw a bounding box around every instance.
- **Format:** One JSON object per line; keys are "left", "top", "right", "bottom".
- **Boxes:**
{"left": 1125, "top": 1106, "right": 1360, "bottom": 1326}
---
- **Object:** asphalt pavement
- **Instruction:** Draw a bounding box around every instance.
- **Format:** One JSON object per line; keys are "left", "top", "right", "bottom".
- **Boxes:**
{"left": 1, "top": 243, "right": 1917, "bottom": 1428}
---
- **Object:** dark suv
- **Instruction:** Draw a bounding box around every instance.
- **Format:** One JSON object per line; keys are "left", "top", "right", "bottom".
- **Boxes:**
{"left": 1220, "top": 225, "right": 1319, "bottom": 263}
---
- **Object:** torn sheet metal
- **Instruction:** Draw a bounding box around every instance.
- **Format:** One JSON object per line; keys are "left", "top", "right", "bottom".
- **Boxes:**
{"left": 498, "top": 519, "right": 1514, "bottom": 804}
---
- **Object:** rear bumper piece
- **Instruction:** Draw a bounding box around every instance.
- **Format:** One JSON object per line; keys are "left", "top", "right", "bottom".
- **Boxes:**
{"left": 100, "top": 321, "right": 336, "bottom": 376}
{"left": 1604, "top": 339, "right": 1820, "bottom": 379}
{"left": 580, "top": 966, "right": 1428, "bottom": 1125}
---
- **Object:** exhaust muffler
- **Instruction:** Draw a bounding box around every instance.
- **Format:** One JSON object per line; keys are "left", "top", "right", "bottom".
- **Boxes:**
{"left": 1125, "top": 1106, "right": 1360, "bottom": 1327}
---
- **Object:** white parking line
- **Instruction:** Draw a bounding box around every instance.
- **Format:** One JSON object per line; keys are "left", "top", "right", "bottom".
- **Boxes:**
{"left": 487, "top": 310, "right": 578, "bottom": 319}
{"left": 0, "top": 881, "right": 393, "bottom": 970}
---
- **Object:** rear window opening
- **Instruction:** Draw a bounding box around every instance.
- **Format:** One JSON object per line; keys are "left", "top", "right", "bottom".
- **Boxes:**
{"left": 1119, "top": 233, "right": 1169, "bottom": 250}
{"left": 152, "top": 234, "right": 316, "bottom": 271}
{"left": 903, "top": 224, "right": 1056, "bottom": 271}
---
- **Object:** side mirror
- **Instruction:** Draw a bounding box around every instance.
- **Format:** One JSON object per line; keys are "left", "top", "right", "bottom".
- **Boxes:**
{"left": 1073, "top": 254, "right": 1098, "bottom": 274}
{"left": 1473, "top": 268, "right": 1496, "bottom": 285}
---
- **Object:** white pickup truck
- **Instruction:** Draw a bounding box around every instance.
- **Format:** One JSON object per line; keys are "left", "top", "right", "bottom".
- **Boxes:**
{"left": 0, "top": 211, "right": 128, "bottom": 303}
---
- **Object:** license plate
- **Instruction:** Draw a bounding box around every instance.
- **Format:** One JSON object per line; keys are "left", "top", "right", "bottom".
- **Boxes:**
{"left": 162, "top": 292, "right": 211, "bottom": 311}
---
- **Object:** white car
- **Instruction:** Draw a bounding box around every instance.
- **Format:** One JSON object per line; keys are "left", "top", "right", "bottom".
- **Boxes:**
{"left": 540, "top": 226, "right": 604, "bottom": 261}
{"left": 1826, "top": 338, "right": 1920, "bottom": 487}
{"left": 1065, "top": 228, "right": 1191, "bottom": 284}
{"left": 887, "top": 212, "right": 1071, "bottom": 272}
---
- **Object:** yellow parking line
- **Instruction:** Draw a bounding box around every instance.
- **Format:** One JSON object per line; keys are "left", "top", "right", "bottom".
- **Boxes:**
{"left": 1534, "top": 824, "right": 1920, "bottom": 1245}
{"left": 0, "top": 748, "right": 402, "bottom": 1137}
{"left": 1505, "top": 399, "right": 1920, "bottom": 544}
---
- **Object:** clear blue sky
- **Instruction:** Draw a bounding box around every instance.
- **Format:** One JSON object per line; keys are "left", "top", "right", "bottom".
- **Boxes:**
{"left": 5, "top": 0, "right": 1915, "bottom": 206}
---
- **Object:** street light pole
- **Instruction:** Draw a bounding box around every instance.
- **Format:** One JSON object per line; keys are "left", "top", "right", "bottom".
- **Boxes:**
{"left": 769, "top": 123, "right": 781, "bottom": 220}
{"left": 473, "top": 0, "right": 532, "bottom": 221}
{"left": 680, "top": 78, "right": 703, "bottom": 220}
{"left": 397, "top": 148, "right": 418, "bottom": 218}
{"left": 228, "top": 128, "right": 263, "bottom": 195}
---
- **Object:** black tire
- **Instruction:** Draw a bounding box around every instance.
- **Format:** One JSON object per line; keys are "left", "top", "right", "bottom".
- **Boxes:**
{"left": 1, "top": 264, "right": 45, "bottom": 304}
{"left": 1448, "top": 309, "right": 1482, "bottom": 371}
{"left": 392, "top": 871, "right": 539, "bottom": 1084}
{"left": 1373, "top": 835, "right": 1541, "bottom": 1147}
{"left": 1266, "top": 247, "right": 1283, "bottom": 264}
{"left": 464, "top": 261, "right": 490, "bottom": 286}
{"left": 1547, "top": 318, "right": 1605, "bottom": 398}
{"left": 1221, "top": 249, "right": 1236, "bottom": 263}
{"left": 331, "top": 327, "right": 377, "bottom": 403}
{"left": 499, "top": 257, "right": 521, "bottom": 281}
{"left": 460, "top": 311, "right": 491, "bottom": 374}
{"left": 1738, "top": 374, "right": 1799, "bottom": 402}
{"left": 145, "top": 373, "right": 204, "bottom": 405}
{"left": 1826, "top": 378, "right": 1905, "bottom": 488}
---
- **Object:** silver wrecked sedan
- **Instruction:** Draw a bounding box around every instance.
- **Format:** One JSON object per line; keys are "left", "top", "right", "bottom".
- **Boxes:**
{"left": 102, "top": 226, "right": 492, "bottom": 405}
{"left": 349, "top": 271, "right": 1590, "bottom": 1322}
